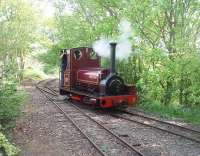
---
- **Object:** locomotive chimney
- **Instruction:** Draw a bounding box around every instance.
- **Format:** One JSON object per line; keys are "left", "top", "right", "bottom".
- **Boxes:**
{"left": 110, "top": 42, "right": 117, "bottom": 74}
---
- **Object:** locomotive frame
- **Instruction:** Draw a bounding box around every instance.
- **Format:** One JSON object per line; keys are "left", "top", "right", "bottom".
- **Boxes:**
{"left": 59, "top": 44, "right": 137, "bottom": 108}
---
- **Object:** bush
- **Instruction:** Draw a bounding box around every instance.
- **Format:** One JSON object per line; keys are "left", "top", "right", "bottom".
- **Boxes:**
{"left": 0, "top": 82, "right": 26, "bottom": 128}
{"left": 0, "top": 81, "right": 25, "bottom": 156}
{"left": 0, "top": 130, "right": 20, "bottom": 156}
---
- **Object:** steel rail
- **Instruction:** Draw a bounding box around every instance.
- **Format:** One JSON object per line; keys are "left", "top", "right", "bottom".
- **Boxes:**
{"left": 40, "top": 87, "right": 58, "bottom": 96}
{"left": 36, "top": 86, "right": 107, "bottom": 156}
{"left": 37, "top": 79, "right": 200, "bottom": 145}
{"left": 69, "top": 102, "right": 145, "bottom": 156}
{"left": 45, "top": 86, "right": 58, "bottom": 95}
{"left": 36, "top": 79, "right": 56, "bottom": 90}
{"left": 36, "top": 79, "right": 59, "bottom": 96}
{"left": 36, "top": 79, "right": 48, "bottom": 86}
{"left": 45, "top": 78, "right": 57, "bottom": 86}
{"left": 38, "top": 78, "right": 200, "bottom": 136}
{"left": 36, "top": 82, "right": 145, "bottom": 156}
{"left": 120, "top": 109, "right": 200, "bottom": 134}
{"left": 111, "top": 114, "right": 200, "bottom": 144}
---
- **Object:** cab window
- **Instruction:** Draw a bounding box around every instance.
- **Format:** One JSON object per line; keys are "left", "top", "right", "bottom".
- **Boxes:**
{"left": 74, "top": 50, "right": 82, "bottom": 60}
{"left": 89, "top": 51, "right": 98, "bottom": 60}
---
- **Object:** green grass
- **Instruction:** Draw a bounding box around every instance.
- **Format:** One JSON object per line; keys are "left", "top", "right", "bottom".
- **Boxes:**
{"left": 139, "top": 102, "right": 200, "bottom": 126}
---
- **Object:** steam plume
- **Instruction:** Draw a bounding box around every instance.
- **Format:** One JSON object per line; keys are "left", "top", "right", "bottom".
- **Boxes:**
{"left": 92, "top": 38, "right": 110, "bottom": 58}
{"left": 93, "top": 20, "right": 133, "bottom": 60}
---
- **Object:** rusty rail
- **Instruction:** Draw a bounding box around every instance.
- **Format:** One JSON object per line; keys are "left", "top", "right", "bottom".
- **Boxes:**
{"left": 112, "top": 110, "right": 200, "bottom": 144}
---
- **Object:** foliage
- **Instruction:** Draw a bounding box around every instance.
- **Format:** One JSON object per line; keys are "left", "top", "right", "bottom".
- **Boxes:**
{"left": 0, "top": 82, "right": 26, "bottom": 128}
{"left": 139, "top": 102, "right": 200, "bottom": 125}
{"left": 23, "top": 68, "right": 46, "bottom": 80}
{"left": 0, "top": 0, "right": 36, "bottom": 126}
{"left": 0, "top": 0, "right": 38, "bottom": 82}
{"left": 0, "top": 130, "right": 20, "bottom": 156}
{"left": 0, "top": 0, "right": 38, "bottom": 153}
{"left": 36, "top": 45, "right": 60, "bottom": 74}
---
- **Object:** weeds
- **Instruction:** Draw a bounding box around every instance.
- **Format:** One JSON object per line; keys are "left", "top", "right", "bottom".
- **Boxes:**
{"left": 0, "top": 81, "right": 26, "bottom": 156}
{"left": 139, "top": 101, "right": 200, "bottom": 125}
{"left": 0, "top": 83, "right": 26, "bottom": 127}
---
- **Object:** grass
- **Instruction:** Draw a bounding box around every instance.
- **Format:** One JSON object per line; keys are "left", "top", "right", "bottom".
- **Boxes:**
{"left": 139, "top": 102, "right": 200, "bottom": 126}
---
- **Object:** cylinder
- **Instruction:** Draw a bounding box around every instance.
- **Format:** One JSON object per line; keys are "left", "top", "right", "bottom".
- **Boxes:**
{"left": 110, "top": 42, "right": 117, "bottom": 74}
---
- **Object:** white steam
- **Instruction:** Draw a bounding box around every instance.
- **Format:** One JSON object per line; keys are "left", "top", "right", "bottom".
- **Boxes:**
{"left": 92, "top": 38, "right": 110, "bottom": 58}
{"left": 93, "top": 20, "right": 133, "bottom": 60}
{"left": 116, "top": 40, "right": 132, "bottom": 59}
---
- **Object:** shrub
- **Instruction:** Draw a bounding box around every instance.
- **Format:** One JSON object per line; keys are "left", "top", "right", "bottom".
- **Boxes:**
{"left": 0, "top": 130, "right": 20, "bottom": 156}
{"left": 0, "top": 82, "right": 26, "bottom": 128}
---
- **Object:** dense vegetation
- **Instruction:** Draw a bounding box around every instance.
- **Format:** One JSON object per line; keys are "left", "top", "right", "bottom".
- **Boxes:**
{"left": 0, "top": 0, "right": 38, "bottom": 155}
{"left": 42, "top": 0, "right": 200, "bottom": 124}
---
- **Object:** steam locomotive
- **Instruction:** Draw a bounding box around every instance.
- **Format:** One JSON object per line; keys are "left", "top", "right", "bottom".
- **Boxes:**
{"left": 59, "top": 42, "right": 137, "bottom": 108}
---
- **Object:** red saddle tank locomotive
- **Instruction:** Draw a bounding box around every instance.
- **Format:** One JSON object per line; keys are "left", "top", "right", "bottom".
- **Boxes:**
{"left": 59, "top": 42, "right": 137, "bottom": 108}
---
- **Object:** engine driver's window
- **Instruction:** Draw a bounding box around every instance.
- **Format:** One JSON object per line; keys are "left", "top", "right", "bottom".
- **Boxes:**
{"left": 89, "top": 51, "right": 98, "bottom": 60}
{"left": 74, "top": 50, "right": 82, "bottom": 60}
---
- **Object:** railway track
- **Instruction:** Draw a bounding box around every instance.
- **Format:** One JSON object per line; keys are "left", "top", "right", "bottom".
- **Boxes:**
{"left": 36, "top": 81, "right": 145, "bottom": 156}
{"left": 111, "top": 109, "right": 200, "bottom": 144}
{"left": 37, "top": 79, "right": 58, "bottom": 96}
{"left": 36, "top": 79, "right": 200, "bottom": 156}
{"left": 120, "top": 109, "right": 200, "bottom": 134}
{"left": 36, "top": 86, "right": 106, "bottom": 156}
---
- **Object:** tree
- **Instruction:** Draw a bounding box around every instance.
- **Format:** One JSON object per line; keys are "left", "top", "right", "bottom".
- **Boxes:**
{"left": 0, "top": 0, "right": 38, "bottom": 82}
